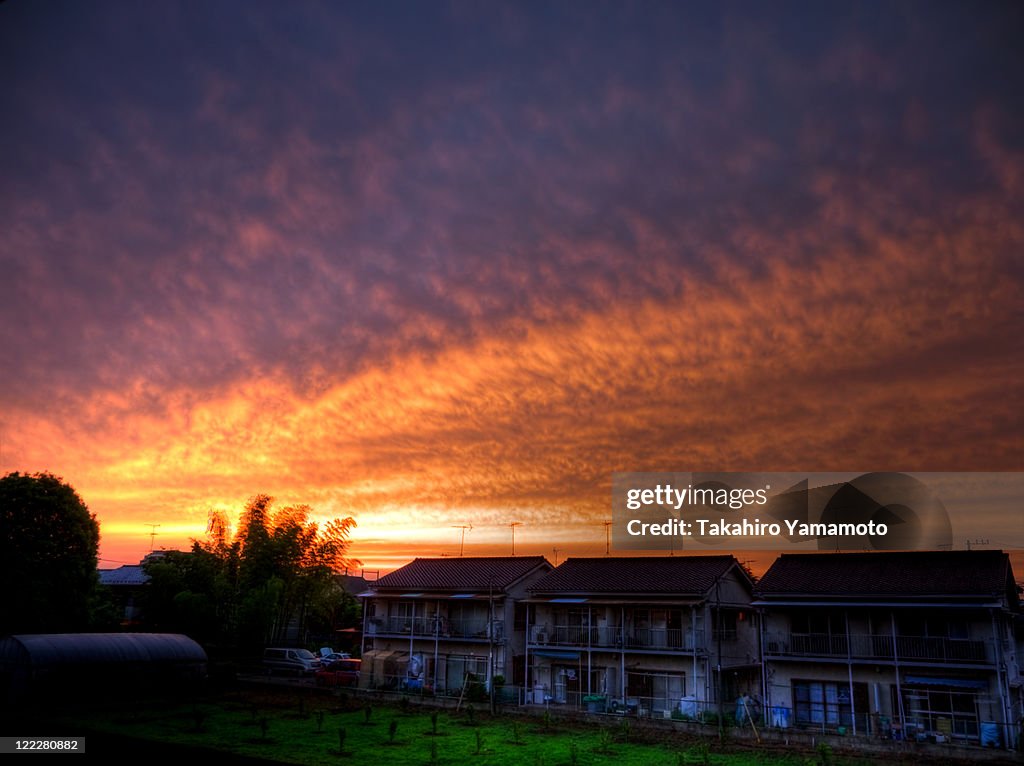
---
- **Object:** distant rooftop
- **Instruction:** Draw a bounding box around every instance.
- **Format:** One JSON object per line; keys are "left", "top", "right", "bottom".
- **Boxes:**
{"left": 373, "top": 556, "right": 550, "bottom": 591}
{"left": 98, "top": 564, "right": 149, "bottom": 586}
{"left": 338, "top": 572, "right": 371, "bottom": 596}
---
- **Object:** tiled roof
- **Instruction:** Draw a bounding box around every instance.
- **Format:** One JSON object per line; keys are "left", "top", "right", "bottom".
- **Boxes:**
{"left": 528, "top": 556, "right": 739, "bottom": 595}
{"left": 338, "top": 573, "right": 371, "bottom": 596}
{"left": 374, "top": 556, "right": 550, "bottom": 591}
{"left": 754, "top": 550, "right": 1014, "bottom": 599}
{"left": 98, "top": 565, "right": 149, "bottom": 586}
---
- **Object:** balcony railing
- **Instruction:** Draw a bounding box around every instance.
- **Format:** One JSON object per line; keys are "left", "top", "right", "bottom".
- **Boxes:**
{"left": 530, "top": 625, "right": 704, "bottom": 652}
{"left": 369, "top": 616, "right": 503, "bottom": 640}
{"left": 763, "top": 632, "right": 992, "bottom": 664}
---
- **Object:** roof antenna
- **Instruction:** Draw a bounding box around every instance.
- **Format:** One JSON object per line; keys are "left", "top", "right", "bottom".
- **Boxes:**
{"left": 451, "top": 524, "right": 473, "bottom": 556}
{"left": 509, "top": 522, "right": 522, "bottom": 556}
{"left": 145, "top": 524, "right": 161, "bottom": 552}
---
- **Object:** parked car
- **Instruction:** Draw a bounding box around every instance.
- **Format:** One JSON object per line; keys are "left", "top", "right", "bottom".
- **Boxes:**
{"left": 314, "top": 658, "right": 361, "bottom": 687}
{"left": 262, "top": 647, "right": 322, "bottom": 675}
{"left": 318, "top": 647, "right": 352, "bottom": 663}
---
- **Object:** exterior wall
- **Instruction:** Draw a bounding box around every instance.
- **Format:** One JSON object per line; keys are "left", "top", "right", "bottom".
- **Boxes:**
{"left": 527, "top": 649, "right": 702, "bottom": 717}
{"left": 760, "top": 605, "right": 1016, "bottom": 747}
{"left": 359, "top": 562, "right": 551, "bottom": 696}
{"left": 360, "top": 633, "right": 496, "bottom": 695}
{"left": 524, "top": 564, "right": 759, "bottom": 717}
{"left": 764, "top": 659, "right": 1006, "bottom": 742}
{"left": 362, "top": 596, "right": 505, "bottom": 693}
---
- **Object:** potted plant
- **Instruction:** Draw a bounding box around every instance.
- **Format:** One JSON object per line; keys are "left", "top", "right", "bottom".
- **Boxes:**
{"left": 583, "top": 694, "right": 607, "bottom": 713}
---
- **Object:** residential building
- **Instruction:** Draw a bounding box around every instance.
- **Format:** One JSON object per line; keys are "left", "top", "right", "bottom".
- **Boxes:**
{"left": 754, "top": 550, "right": 1022, "bottom": 748}
{"left": 359, "top": 556, "right": 552, "bottom": 696}
{"left": 524, "top": 556, "right": 759, "bottom": 719}
{"left": 98, "top": 564, "right": 149, "bottom": 627}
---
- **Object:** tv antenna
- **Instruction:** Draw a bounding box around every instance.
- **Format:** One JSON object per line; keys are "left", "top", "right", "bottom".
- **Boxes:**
{"left": 145, "top": 524, "right": 161, "bottom": 552}
{"left": 509, "top": 522, "right": 522, "bottom": 556}
{"left": 966, "top": 538, "right": 989, "bottom": 551}
{"left": 451, "top": 524, "right": 473, "bottom": 557}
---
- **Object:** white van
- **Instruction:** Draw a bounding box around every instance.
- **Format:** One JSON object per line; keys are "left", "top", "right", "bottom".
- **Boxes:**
{"left": 262, "top": 647, "right": 322, "bottom": 675}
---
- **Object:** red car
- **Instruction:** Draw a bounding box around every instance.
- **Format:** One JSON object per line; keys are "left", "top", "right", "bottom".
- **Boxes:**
{"left": 315, "top": 658, "right": 361, "bottom": 687}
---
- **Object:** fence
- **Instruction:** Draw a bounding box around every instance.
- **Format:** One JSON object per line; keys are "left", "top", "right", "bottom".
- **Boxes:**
{"left": 533, "top": 625, "right": 705, "bottom": 651}
{"left": 763, "top": 632, "right": 992, "bottom": 664}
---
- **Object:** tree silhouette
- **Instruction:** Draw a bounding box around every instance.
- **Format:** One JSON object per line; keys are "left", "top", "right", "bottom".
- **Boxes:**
{"left": 144, "top": 493, "right": 358, "bottom": 647}
{"left": 0, "top": 471, "right": 100, "bottom": 634}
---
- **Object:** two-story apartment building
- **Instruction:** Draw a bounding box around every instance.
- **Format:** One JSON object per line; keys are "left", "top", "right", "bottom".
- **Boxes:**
{"left": 754, "top": 550, "right": 1021, "bottom": 748}
{"left": 359, "top": 556, "right": 551, "bottom": 696}
{"left": 524, "top": 556, "right": 759, "bottom": 719}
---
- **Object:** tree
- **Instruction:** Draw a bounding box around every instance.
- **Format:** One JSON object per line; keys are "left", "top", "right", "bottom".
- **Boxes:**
{"left": 0, "top": 471, "right": 101, "bottom": 634}
{"left": 143, "top": 493, "right": 358, "bottom": 649}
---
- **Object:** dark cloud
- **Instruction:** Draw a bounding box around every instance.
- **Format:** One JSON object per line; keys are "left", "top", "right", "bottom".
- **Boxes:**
{"left": 1, "top": 1, "right": 1021, "bottom": 564}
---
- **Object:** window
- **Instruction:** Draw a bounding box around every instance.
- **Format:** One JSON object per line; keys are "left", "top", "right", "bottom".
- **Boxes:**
{"left": 901, "top": 686, "right": 981, "bottom": 739}
{"left": 791, "top": 611, "right": 843, "bottom": 635}
{"left": 444, "top": 654, "right": 487, "bottom": 696}
{"left": 514, "top": 603, "right": 527, "bottom": 632}
{"left": 897, "top": 616, "right": 968, "bottom": 639}
{"left": 627, "top": 670, "right": 685, "bottom": 715}
{"left": 792, "top": 680, "right": 866, "bottom": 730}
{"left": 712, "top": 609, "right": 738, "bottom": 641}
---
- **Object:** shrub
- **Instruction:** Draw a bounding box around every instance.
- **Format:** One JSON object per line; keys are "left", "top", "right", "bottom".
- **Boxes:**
{"left": 816, "top": 742, "right": 833, "bottom": 766}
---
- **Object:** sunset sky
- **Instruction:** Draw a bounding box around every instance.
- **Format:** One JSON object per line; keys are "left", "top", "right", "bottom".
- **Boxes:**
{"left": 2, "top": 2, "right": 1022, "bottom": 573}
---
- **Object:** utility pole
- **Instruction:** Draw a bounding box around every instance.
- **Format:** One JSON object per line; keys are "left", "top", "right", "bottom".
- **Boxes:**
{"left": 509, "top": 522, "right": 522, "bottom": 556}
{"left": 552, "top": 547, "right": 561, "bottom": 566}
{"left": 145, "top": 524, "right": 160, "bottom": 552}
{"left": 716, "top": 578, "right": 724, "bottom": 741}
{"left": 602, "top": 521, "right": 612, "bottom": 556}
{"left": 488, "top": 577, "right": 496, "bottom": 714}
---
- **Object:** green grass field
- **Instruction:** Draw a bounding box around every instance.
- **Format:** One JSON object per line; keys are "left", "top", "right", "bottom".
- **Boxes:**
{"left": 59, "top": 691, "right": 823, "bottom": 766}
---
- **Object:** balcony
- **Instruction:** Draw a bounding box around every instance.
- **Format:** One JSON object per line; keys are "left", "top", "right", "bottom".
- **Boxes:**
{"left": 369, "top": 616, "right": 503, "bottom": 641}
{"left": 530, "top": 625, "right": 704, "bottom": 652}
{"left": 763, "top": 631, "right": 992, "bottom": 665}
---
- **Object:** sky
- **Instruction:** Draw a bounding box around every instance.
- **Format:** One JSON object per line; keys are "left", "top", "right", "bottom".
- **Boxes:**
{"left": 2, "top": 1, "right": 1022, "bottom": 574}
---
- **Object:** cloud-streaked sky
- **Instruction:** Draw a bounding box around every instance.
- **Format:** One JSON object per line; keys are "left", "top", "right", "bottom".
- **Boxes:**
{"left": 3, "top": 1, "right": 1022, "bottom": 571}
